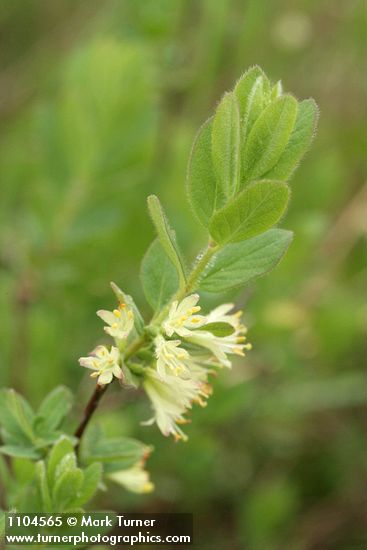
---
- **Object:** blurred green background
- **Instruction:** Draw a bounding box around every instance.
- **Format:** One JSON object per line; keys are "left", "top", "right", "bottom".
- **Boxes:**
{"left": 0, "top": 1, "right": 366, "bottom": 548}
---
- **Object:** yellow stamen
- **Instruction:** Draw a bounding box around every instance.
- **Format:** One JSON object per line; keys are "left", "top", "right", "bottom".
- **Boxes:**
{"left": 176, "top": 418, "right": 191, "bottom": 425}
{"left": 113, "top": 309, "right": 122, "bottom": 318}
{"left": 201, "top": 383, "right": 213, "bottom": 396}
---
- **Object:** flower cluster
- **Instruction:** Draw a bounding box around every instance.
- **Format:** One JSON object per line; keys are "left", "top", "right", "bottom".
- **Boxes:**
{"left": 79, "top": 287, "right": 251, "bottom": 441}
{"left": 145, "top": 294, "right": 251, "bottom": 440}
{"left": 79, "top": 345, "right": 122, "bottom": 385}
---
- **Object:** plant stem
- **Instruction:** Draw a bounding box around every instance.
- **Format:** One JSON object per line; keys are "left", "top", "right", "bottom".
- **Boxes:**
{"left": 124, "top": 335, "right": 146, "bottom": 359}
{"left": 74, "top": 384, "right": 108, "bottom": 450}
{"left": 183, "top": 241, "right": 219, "bottom": 297}
{"left": 152, "top": 240, "right": 219, "bottom": 325}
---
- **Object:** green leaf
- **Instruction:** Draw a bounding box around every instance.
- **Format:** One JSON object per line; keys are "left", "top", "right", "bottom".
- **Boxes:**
{"left": 209, "top": 180, "right": 290, "bottom": 244}
{"left": 34, "top": 386, "right": 73, "bottom": 436}
{"left": 200, "top": 229, "right": 293, "bottom": 292}
{"left": 54, "top": 452, "right": 77, "bottom": 481}
{"left": 50, "top": 450, "right": 84, "bottom": 511}
{"left": 264, "top": 98, "right": 318, "bottom": 181}
{"left": 241, "top": 95, "right": 298, "bottom": 185}
{"left": 147, "top": 195, "right": 186, "bottom": 289}
{"left": 243, "top": 77, "right": 268, "bottom": 141}
{"left": 271, "top": 80, "right": 283, "bottom": 100}
{"left": 73, "top": 462, "right": 102, "bottom": 507}
{"left": 0, "top": 445, "right": 39, "bottom": 459}
{"left": 140, "top": 239, "right": 179, "bottom": 311}
{"left": 234, "top": 66, "right": 270, "bottom": 120}
{"left": 52, "top": 467, "right": 84, "bottom": 511}
{"left": 110, "top": 282, "right": 145, "bottom": 335}
{"left": 235, "top": 67, "right": 271, "bottom": 145}
{"left": 0, "top": 389, "right": 36, "bottom": 446}
{"left": 186, "top": 117, "right": 223, "bottom": 227}
{"left": 35, "top": 461, "right": 52, "bottom": 512}
{"left": 197, "top": 322, "right": 235, "bottom": 337}
{"left": 32, "top": 432, "right": 71, "bottom": 451}
{"left": 212, "top": 92, "right": 240, "bottom": 199}
{"left": 47, "top": 436, "right": 75, "bottom": 486}
{"left": 85, "top": 436, "right": 150, "bottom": 468}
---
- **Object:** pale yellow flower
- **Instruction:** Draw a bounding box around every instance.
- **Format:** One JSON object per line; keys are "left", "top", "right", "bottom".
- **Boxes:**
{"left": 143, "top": 367, "right": 210, "bottom": 441}
{"left": 206, "top": 303, "right": 247, "bottom": 333}
{"left": 154, "top": 334, "right": 190, "bottom": 378}
{"left": 186, "top": 304, "right": 251, "bottom": 368}
{"left": 163, "top": 294, "right": 206, "bottom": 337}
{"left": 108, "top": 464, "right": 154, "bottom": 494}
{"left": 79, "top": 345, "right": 122, "bottom": 385}
{"left": 97, "top": 302, "right": 134, "bottom": 340}
{"left": 186, "top": 330, "right": 251, "bottom": 367}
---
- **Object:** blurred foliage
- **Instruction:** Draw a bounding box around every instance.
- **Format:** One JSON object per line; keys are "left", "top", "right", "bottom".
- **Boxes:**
{"left": 0, "top": 1, "right": 366, "bottom": 548}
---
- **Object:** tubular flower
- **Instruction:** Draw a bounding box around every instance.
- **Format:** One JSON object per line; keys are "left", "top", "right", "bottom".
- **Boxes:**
{"left": 79, "top": 345, "right": 122, "bottom": 385}
{"left": 185, "top": 304, "right": 251, "bottom": 368}
{"left": 108, "top": 464, "right": 154, "bottom": 494}
{"left": 143, "top": 368, "right": 211, "bottom": 441}
{"left": 206, "top": 303, "right": 247, "bottom": 333}
{"left": 154, "top": 335, "right": 190, "bottom": 378}
{"left": 186, "top": 332, "right": 241, "bottom": 367}
{"left": 162, "top": 294, "right": 206, "bottom": 337}
{"left": 97, "top": 302, "right": 134, "bottom": 340}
